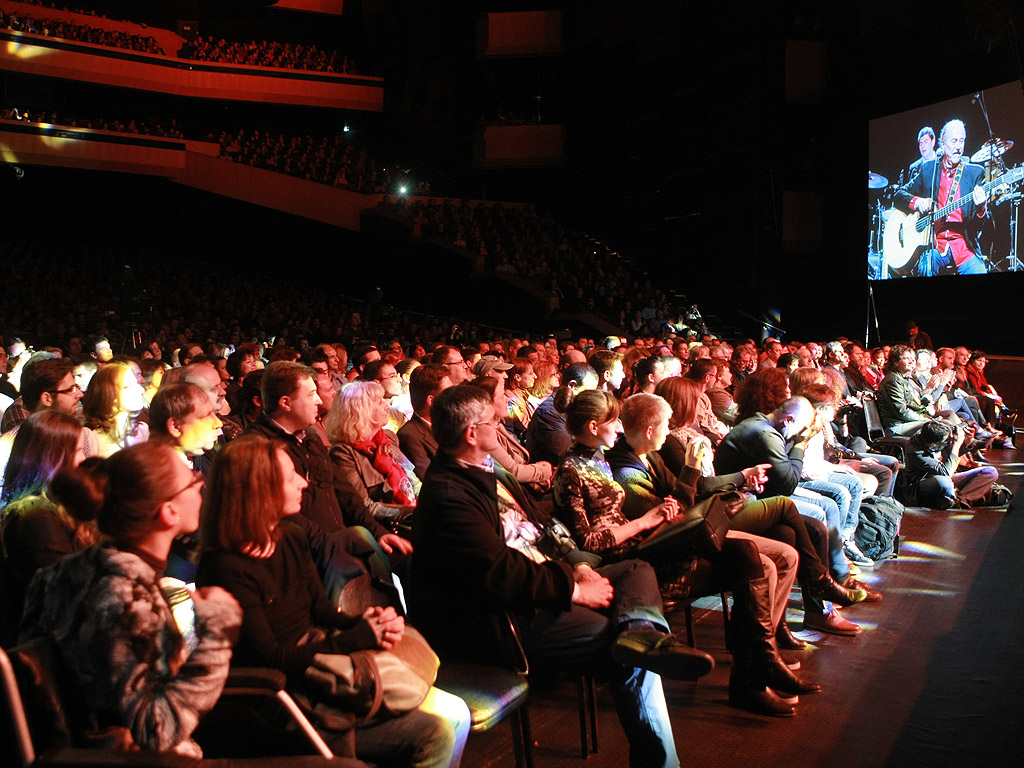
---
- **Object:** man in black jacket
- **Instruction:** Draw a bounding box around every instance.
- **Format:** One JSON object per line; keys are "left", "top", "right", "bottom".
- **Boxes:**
{"left": 246, "top": 361, "right": 413, "bottom": 558}
{"left": 412, "top": 385, "right": 714, "bottom": 767}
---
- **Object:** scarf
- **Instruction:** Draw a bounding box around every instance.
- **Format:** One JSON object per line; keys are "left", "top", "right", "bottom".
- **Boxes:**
{"left": 353, "top": 429, "right": 417, "bottom": 506}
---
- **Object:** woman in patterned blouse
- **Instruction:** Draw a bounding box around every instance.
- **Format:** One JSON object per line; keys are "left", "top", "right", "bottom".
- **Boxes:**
{"left": 552, "top": 389, "right": 678, "bottom": 559}
{"left": 552, "top": 390, "right": 822, "bottom": 717}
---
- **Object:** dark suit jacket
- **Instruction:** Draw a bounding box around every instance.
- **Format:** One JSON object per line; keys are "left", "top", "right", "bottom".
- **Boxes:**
{"left": 410, "top": 451, "right": 574, "bottom": 662}
{"left": 397, "top": 414, "right": 438, "bottom": 481}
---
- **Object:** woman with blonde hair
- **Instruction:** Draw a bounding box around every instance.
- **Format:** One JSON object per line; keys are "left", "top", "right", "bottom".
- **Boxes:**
{"left": 525, "top": 359, "right": 559, "bottom": 419}
{"left": 326, "top": 381, "right": 417, "bottom": 551}
{"left": 82, "top": 361, "right": 149, "bottom": 457}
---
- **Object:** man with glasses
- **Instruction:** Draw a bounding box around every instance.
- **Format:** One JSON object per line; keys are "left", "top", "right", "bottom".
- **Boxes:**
{"left": 361, "top": 359, "right": 408, "bottom": 432}
{"left": 412, "top": 385, "right": 714, "bottom": 768}
{"left": 0, "top": 357, "right": 87, "bottom": 491}
{"left": 308, "top": 358, "right": 337, "bottom": 446}
{"left": 429, "top": 345, "right": 472, "bottom": 385}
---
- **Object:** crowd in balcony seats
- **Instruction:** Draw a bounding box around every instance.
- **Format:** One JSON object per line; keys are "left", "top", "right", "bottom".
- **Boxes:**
{"left": 0, "top": 105, "right": 184, "bottom": 138}
{"left": 0, "top": 8, "right": 165, "bottom": 54}
{"left": 384, "top": 197, "right": 684, "bottom": 328}
{"left": 180, "top": 35, "right": 356, "bottom": 74}
{"left": 215, "top": 128, "right": 389, "bottom": 194}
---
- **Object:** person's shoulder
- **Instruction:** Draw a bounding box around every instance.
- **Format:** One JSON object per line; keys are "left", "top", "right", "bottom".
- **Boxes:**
{"left": 3, "top": 493, "right": 56, "bottom": 519}
{"left": 328, "top": 440, "right": 357, "bottom": 461}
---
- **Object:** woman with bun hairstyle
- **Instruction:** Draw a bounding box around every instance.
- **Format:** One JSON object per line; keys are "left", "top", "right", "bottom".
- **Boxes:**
{"left": 467, "top": 376, "right": 553, "bottom": 488}
{"left": 18, "top": 442, "right": 242, "bottom": 757}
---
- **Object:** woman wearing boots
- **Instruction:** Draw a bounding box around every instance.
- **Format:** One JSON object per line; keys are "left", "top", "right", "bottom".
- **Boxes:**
{"left": 552, "top": 389, "right": 820, "bottom": 717}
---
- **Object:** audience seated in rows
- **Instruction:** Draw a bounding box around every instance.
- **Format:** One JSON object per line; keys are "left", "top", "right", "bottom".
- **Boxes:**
{"left": 1, "top": 105, "right": 185, "bottom": 137}
{"left": 0, "top": 241, "right": 1016, "bottom": 764}
{"left": 1, "top": 9, "right": 164, "bottom": 53}
{"left": 181, "top": 35, "right": 356, "bottom": 74}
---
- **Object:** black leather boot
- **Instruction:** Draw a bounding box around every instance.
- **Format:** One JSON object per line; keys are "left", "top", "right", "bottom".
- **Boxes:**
{"left": 726, "top": 605, "right": 795, "bottom": 717}
{"left": 728, "top": 646, "right": 797, "bottom": 717}
{"left": 808, "top": 573, "right": 866, "bottom": 606}
{"left": 736, "top": 575, "right": 821, "bottom": 698}
{"left": 776, "top": 621, "right": 808, "bottom": 651}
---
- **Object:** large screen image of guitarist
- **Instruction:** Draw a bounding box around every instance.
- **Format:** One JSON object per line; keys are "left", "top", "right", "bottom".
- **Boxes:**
{"left": 868, "top": 80, "right": 1024, "bottom": 280}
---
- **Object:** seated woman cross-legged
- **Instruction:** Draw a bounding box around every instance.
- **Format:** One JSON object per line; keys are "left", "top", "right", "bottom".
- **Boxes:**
{"left": 552, "top": 389, "right": 820, "bottom": 717}
{"left": 196, "top": 435, "right": 468, "bottom": 768}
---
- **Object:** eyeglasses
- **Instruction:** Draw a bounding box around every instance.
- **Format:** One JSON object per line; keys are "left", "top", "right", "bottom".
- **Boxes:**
{"left": 444, "top": 360, "right": 469, "bottom": 368}
{"left": 50, "top": 383, "right": 82, "bottom": 396}
{"left": 166, "top": 469, "right": 205, "bottom": 500}
{"left": 473, "top": 417, "right": 501, "bottom": 429}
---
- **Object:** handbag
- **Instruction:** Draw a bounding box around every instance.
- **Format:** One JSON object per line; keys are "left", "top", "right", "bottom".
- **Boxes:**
{"left": 636, "top": 488, "right": 743, "bottom": 560}
{"left": 304, "top": 626, "right": 440, "bottom": 721}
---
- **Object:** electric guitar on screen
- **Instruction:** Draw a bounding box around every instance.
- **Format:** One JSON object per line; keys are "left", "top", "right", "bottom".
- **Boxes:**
{"left": 882, "top": 165, "right": 1024, "bottom": 271}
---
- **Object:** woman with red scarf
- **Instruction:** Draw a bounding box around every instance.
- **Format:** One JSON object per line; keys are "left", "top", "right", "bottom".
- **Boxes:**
{"left": 327, "top": 381, "right": 419, "bottom": 545}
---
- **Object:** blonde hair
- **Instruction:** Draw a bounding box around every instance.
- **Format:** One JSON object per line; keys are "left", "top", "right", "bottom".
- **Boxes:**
{"left": 326, "top": 380, "right": 385, "bottom": 445}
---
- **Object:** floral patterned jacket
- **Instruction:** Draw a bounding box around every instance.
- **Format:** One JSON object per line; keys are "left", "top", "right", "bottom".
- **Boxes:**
{"left": 19, "top": 543, "right": 242, "bottom": 757}
{"left": 553, "top": 443, "right": 632, "bottom": 559}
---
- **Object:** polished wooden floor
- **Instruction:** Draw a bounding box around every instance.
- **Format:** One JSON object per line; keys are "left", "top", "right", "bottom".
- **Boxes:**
{"left": 461, "top": 447, "right": 1024, "bottom": 768}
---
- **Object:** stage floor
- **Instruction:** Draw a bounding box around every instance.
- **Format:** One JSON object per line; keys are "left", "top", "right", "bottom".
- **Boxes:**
{"left": 460, "top": 447, "right": 1024, "bottom": 768}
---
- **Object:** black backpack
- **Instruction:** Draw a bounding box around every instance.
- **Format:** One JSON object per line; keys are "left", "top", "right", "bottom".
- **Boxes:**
{"left": 855, "top": 495, "right": 905, "bottom": 561}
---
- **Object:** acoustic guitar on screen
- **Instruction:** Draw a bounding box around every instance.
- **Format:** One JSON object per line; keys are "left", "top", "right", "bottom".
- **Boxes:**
{"left": 882, "top": 165, "right": 1024, "bottom": 270}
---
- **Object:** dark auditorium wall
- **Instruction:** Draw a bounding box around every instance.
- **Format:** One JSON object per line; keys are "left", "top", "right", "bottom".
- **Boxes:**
{"left": 3, "top": 1, "right": 1024, "bottom": 350}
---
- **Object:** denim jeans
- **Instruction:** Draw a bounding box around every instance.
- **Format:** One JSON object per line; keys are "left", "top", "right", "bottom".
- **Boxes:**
{"left": 918, "top": 466, "right": 999, "bottom": 508}
{"left": 355, "top": 705, "right": 458, "bottom": 768}
{"left": 790, "top": 492, "right": 848, "bottom": 580}
{"left": 801, "top": 474, "right": 864, "bottom": 536}
{"left": 519, "top": 559, "right": 679, "bottom": 768}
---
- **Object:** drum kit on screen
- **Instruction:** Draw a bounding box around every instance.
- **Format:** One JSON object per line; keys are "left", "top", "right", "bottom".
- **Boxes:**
{"left": 867, "top": 137, "right": 1024, "bottom": 279}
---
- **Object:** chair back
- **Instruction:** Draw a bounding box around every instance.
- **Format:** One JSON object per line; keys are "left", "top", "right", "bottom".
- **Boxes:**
{"left": 863, "top": 397, "right": 886, "bottom": 442}
{"left": 0, "top": 636, "right": 75, "bottom": 767}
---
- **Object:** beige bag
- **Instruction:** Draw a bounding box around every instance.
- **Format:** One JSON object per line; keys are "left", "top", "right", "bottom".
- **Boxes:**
{"left": 305, "top": 627, "right": 439, "bottom": 720}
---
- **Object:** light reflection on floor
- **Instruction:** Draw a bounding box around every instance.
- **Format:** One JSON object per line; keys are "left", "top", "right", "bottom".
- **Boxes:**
{"left": 897, "top": 540, "right": 966, "bottom": 560}
{"left": 876, "top": 588, "right": 958, "bottom": 597}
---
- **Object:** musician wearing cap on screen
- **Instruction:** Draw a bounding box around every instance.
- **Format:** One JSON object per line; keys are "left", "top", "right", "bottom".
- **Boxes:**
{"left": 894, "top": 119, "right": 989, "bottom": 276}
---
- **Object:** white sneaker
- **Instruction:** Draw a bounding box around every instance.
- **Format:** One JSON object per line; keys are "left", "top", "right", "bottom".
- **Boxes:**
{"left": 843, "top": 540, "right": 875, "bottom": 568}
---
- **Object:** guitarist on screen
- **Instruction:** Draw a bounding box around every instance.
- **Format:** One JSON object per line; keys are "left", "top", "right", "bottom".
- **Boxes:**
{"left": 894, "top": 119, "right": 989, "bottom": 276}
